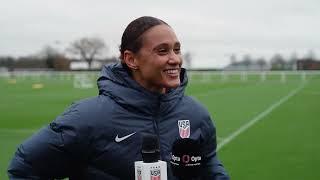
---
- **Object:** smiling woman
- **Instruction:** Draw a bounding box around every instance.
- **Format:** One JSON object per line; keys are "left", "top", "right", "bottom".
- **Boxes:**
{"left": 120, "top": 17, "right": 182, "bottom": 93}
{"left": 8, "top": 16, "right": 229, "bottom": 180}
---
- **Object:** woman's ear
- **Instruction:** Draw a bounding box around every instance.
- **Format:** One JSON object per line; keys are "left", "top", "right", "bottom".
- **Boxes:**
{"left": 123, "top": 50, "right": 139, "bottom": 70}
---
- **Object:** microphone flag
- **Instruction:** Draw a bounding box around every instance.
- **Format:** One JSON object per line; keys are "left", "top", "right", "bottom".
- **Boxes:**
{"left": 170, "top": 138, "right": 202, "bottom": 179}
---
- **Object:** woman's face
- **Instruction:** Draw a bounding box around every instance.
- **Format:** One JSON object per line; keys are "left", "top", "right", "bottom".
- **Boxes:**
{"left": 133, "top": 24, "right": 182, "bottom": 93}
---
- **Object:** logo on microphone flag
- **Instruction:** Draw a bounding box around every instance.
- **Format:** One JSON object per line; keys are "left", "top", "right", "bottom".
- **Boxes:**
{"left": 178, "top": 120, "right": 190, "bottom": 138}
{"left": 150, "top": 168, "right": 161, "bottom": 180}
{"left": 137, "top": 168, "right": 142, "bottom": 180}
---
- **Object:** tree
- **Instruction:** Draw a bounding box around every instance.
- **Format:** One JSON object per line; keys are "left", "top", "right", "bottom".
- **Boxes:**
{"left": 229, "top": 54, "right": 237, "bottom": 65}
{"left": 288, "top": 52, "right": 298, "bottom": 70}
{"left": 39, "top": 45, "right": 61, "bottom": 68}
{"left": 67, "top": 37, "right": 107, "bottom": 69}
{"left": 0, "top": 56, "right": 15, "bottom": 71}
{"left": 256, "top": 57, "right": 267, "bottom": 71}
{"left": 305, "top": 49, "right": 316, "bottom": 60}
{"left": 242, "top": 54, "right": 252, "bottom": 70}
{"left": 270, "top": 53, "right": 286, "bottom": 70}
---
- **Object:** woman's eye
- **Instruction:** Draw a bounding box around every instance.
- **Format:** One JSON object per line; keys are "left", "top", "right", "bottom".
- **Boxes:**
{"left": 158, "top": 49, "right": 168, "bottom": 55}
{"left": 174, "top": 48, "right": 181, "bottom": 54}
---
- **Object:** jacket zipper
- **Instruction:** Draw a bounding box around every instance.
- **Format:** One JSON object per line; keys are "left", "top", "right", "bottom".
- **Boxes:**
{"left": 153, "top": 97, "right": 161, "bottom": 159}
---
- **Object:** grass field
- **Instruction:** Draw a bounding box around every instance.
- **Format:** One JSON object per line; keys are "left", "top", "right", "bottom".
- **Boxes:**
{"left": 1, "top": 71, "right": 319, "bottom": 179}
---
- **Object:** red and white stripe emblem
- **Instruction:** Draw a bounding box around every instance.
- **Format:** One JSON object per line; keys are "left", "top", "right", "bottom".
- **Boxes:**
{"left": 150, "top": 169, "right": 161, "bottom": 180}
{"left": 178, "top": 120, "right": 190, "bottom": 138}
{"left": 137, "top": 168, "right": 142, "bottom": 180}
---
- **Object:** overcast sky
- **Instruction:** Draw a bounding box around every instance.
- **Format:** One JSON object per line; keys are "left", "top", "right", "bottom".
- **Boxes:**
{"left": 1, "top": 0, "right": 319, "bottom": 68}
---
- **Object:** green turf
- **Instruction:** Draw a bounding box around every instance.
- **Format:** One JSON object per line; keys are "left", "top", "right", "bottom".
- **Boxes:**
{"left": 0, "top": 72, "right": 319, "bottom": 179}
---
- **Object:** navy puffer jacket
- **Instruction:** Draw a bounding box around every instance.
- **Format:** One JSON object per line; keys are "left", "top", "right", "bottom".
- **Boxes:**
{"left": 8, "top": 63, "right": 229, "bottom": 179}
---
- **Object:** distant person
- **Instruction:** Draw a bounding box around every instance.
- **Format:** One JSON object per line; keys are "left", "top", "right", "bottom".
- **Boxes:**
{"left": 8, "top": 16, "right": 229, "bottom": 179}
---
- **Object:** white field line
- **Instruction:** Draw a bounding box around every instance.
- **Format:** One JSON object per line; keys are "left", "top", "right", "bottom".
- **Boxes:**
{"left": 217, "top": 83, "right": 307, "bottom": 152}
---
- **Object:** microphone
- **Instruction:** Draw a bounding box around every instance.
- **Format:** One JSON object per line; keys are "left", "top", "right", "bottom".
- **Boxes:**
{"left": 170, "top": 138, "right": 202, "bottom": 180}
{"left": 135, "top": 133, "right": 167, "bottom": 180}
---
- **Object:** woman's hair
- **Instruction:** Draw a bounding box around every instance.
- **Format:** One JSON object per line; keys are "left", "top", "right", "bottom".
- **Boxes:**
{"left": 119, "top": 16, "right": 168, "bottom": 60}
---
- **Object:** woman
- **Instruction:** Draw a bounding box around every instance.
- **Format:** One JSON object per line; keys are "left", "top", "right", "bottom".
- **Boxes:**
{"left": 8, "top": 16, "right": 229, "bottom": 179}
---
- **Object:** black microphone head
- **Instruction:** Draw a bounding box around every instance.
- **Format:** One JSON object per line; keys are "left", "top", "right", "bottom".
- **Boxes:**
{"left": 170, "top": 138, "right": 202, "bottom": 179}
{"left": 141, "top": 133, "right": 160, "bottom": 163}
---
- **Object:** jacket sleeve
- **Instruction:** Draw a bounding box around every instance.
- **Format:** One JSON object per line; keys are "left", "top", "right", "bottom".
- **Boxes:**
{"left": 200, "top": 114, "right": 230, "bottom": 180}
{"left": 7, "top": 102, "right": 90, "bottom": 179}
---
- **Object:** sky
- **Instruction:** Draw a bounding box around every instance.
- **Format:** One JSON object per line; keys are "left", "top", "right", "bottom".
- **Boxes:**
{"left": 1, "top": 0, "right": 319, "bottom": 68}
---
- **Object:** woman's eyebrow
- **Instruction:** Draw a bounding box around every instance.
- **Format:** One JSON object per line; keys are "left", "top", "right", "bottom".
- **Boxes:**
{"left": 174, "top": 42, "right": 181, "bottom": 47}
{"left": 153, "top": 43, "right": 169, "bottom": 51}
{"left": 153, "top": 41, "right": 181, "bottom": 50}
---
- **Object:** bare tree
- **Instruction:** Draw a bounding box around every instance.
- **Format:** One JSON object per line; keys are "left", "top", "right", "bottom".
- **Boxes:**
{"left": 288, "top": 52, "right": 298, "bottom": 70}
{"left": 229, "top": 54, "right": 237, "bottom": 65}
{"left": 67, "top": 37, "right": 107, "bottom": 69}
{"left": 242, "top": 54, "right": 252, "bottom": 70}
{"left": 305, "top": 49, "right": 316, "bottom": 60}
{"left": 256, "top": 57, "right": 267, "bottom": 71}
{"left": 270, "top": 53, "right": 286, "bottom": 70}
{"left": 0, "top": 56, "right": 15, "bottom": 71}
{"left": 39, "top": 45, "right": 61, "bottom": 68}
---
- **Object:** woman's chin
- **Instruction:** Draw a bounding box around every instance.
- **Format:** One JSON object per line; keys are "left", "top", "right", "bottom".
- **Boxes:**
{"left": 164, "top": 80, "right": 180, "bottom": 89}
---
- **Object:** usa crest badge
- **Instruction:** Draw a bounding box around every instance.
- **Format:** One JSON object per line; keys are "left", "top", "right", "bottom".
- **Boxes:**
{"left": 136, "top": 168, "right": 142, "bottom": 180}
{"left": 178, "top": 120, "right": 190, "bottom": 138}
{"left": 150, "top": 168, "right": 161, "bottom": 180}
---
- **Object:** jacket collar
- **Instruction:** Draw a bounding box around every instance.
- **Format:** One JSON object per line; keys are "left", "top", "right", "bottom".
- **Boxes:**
{"left": 97, "top": 62, "right": 188, "bottom": 115}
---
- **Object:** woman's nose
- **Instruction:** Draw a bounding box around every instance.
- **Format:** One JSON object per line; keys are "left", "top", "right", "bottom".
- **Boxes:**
{"left": 168, "top": 51, "right": 182, "bottom": 64}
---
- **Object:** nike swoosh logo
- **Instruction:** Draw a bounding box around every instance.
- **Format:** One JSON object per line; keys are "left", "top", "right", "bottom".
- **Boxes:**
{"left": 115, "top": 132, "right": 136, "bottom": 142}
